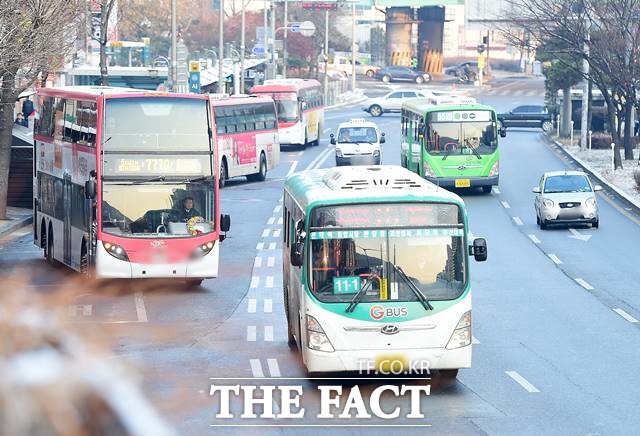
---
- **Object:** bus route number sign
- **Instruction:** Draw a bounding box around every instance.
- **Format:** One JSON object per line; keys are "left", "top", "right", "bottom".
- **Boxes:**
{"left": 115, "top": 158, "right": 203, "bottom": 175}
{"left": 333, "top": 276, "right": 360, "bottom": 294}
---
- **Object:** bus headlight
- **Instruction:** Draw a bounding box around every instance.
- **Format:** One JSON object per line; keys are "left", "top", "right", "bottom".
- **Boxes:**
{"left": 306, "top": 314, "right": 334, "bottom": 352}
{"left": 489, "top": 161, "right": 499, "bottom": 177}
{"left": 423, "top": 161, "right": 435, "bottom": 177}
{"left": 102, "top": 241, "right": 129, "bottom": 261}
{"left": 192, "top": 241, "right": 215, "bottom": 259}
{"left": 446, "top": 311, "right": 471, "bottom": 349}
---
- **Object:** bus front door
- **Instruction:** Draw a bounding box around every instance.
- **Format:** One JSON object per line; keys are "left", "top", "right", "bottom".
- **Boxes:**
{"left": 63, "top": 173, "right": 72, "bottom": 265}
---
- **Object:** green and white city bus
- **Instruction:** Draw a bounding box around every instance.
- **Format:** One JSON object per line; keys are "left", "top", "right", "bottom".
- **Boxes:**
{"left": 400, "top": 101, "right": 505, "bottom": 193}
{"left": 282, "top": 166, "right": 487, "bottom": 377}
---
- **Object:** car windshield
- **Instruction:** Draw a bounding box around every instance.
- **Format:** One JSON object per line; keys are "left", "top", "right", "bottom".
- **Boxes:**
{"left": 544, "top": 175, "right": 592, "bottom": 193}
{"left": 427, "top": 117, "right": 498, "bottom": 155}
{"left": 101, "top": 182, "right": 215, "bottom": 238}
{"left": 338, "top": 127, "right": 377, "bottom": 143}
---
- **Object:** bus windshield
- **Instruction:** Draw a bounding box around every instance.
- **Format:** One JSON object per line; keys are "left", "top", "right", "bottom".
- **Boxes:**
{"left": 104, "top": 98, "right": 210, "bottom": 151}
{"left": 309, "top": 203, "right": 466, "bottom": 303}
{"left": 273, "top": 93, "right": 299, "bottom": 122}
{"left": 101, "top": 182, "right": 215, "bottom": 238}
{"left": 427, "top": 117, "right": 497, "bottom": 155}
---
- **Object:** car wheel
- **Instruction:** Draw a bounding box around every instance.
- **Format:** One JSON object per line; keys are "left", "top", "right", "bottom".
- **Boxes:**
{"left": 415, "top": 75, "right": 424, "bottom": 84}
{"left": 381, "top": 75, "right": 391, "bottom": 83}
{"left": 592, "top": 219, "right": 599, "bottom": 229}
{"left": 423, "top": 73, "right": 432, "bottom": 83}
{"left": 540, "top": 220, "right": 548, "bottom": 230}
{"left": 536, "top": 214, "right": 540, "bottom": 225}
{"left": 365, "top": 69, "right": 374, "bottom": 78}
{"left": 541, "top": 120, "right": 553, "bottom": 132}
{"left": 369, "top": 104, "right": 383, "bottom": 117}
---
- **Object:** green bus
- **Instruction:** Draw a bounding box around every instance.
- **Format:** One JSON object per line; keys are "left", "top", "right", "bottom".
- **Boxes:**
{"left": 282, "top": 165, "right": 487, "bottom": 377}
{"left": 400, "top": 101, "right": 505, "bottom": 193}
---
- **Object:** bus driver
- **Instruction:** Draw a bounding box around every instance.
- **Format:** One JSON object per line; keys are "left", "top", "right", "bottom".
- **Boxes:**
{"left": 173, "top": 197, "right": 201, "bottom": 222}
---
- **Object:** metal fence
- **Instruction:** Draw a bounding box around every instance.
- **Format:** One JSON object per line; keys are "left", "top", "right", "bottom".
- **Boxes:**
{"left": 325, "top": 77, "right": 349, "bottom": 106}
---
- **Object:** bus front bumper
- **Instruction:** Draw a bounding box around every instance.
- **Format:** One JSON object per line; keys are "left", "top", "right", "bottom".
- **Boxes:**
{"left": 425, "top": 175, "right": 499, "bottom": 188}
{"left": 304, "top": 345, "right": 471, "bottom": 374}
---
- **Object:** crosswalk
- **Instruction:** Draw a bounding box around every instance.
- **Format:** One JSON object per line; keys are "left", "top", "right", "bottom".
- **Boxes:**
{"left": 482, "top": 88, "right": 545, "bottom": 98}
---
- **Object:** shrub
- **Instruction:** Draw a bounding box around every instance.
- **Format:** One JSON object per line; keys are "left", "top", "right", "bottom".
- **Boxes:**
{"left": 590, "top": 133, "right": 613, "bottom": 149}
{"left": 634, "top": 170, "right": 640, "bottom": 192}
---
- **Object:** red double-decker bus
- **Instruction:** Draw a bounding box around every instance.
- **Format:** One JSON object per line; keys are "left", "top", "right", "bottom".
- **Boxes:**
{"left": 250, "top": 79, "right": 324, "bottom": 149}
{"left": 210, "top": 95, "right": 279, "bottom": 187}
{"left": 34, "top": 86, "right": 230, "bottom": 284}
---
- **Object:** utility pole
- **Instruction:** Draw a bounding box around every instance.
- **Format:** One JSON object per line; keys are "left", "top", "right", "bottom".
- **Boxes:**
{"left": 240, "top": 2, "right": 246, "bottom": 93}
{"left": 264, "top": 0, "right": 268, "bottom": 61}
{"left": 323, "top": 9, "right": 329, "bottom": 102}
{"left": 580, "top": 30, "right": 589, "bottom": 151}
{"left": 171, "top": 0, "right": 177, "bottom": 90}
{"left": 283, "top": 0, "right": 288, "bottom": 78}
{"left": 351, "top": 3, "right": 356, "bottom": 92}
{"left": 218, "top": 0, "right": 225, "bottom": 93}
{"left": 270, "top": 4, "right": 276, "bottom": 79}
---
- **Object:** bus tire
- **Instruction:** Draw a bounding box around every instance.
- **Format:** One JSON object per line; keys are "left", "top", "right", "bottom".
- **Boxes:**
{"left": 439, "top": 369, "right": 459, "bottom": 379}
{"left": 248, "top": 153, "right": 267, "bottom": 182}
{"left": 284, "top": 288, "right": 296, "bottom": 347}
{"left": 482, "top": 186, "right": 492, "bottom": 194}
{"left": 40, "top": 220, "right": 47, "bottom": 251}
{"left": 219, "top": 158, "right": 228, "bottom": 188}
{"left": 80, "top": 240, "right": 89, "bottom": 275}
{"left": 45, "top": 225, "right": 55, "bottom": 265}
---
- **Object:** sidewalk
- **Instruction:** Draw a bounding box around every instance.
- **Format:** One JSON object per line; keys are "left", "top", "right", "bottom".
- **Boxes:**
{"left": 326, "top": 89, "right": 367, "bottom": 110}
{"left": 0, "top": 207, "right": 32, "bottom": 238}
{"left": 548, "top": 135, "right": 640, "bottom": 211}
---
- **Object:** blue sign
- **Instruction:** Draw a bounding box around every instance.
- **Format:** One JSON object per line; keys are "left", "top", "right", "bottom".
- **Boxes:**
{"left": 252, "top": 45, "right": 265, "bottom": 55}
{"left": 188, "top": 71, "right": 200, "bottom": 93}
{"left": 290, "top": 22, "right": 300, "bottom": 33}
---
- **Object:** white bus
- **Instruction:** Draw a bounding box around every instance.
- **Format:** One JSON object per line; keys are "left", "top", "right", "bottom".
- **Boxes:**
{"left": 282, "top": 165, "right": 487, "bottom": 377}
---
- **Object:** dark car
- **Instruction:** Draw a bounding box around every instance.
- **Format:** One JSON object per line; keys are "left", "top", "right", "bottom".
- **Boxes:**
{"left": 498, "top": 105, "right": 553, "bottom": 132}
{"left": 374, "top": 66, "right": 432, "bottom": 84}
{"left": 444, "top": 61, "right": 479, "bottom": 77}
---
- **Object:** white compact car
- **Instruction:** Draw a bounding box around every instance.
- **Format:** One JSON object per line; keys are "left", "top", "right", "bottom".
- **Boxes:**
{"left": 330, "top": 119, "right": 385, "bottom": 166}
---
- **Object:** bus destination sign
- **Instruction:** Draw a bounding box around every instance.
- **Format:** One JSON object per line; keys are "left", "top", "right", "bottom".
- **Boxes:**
{"left": 433, "top": 110, "right": 492, "bottom": 123}
{"left": 104, "top": 156, "right": 205, "bottom": 176}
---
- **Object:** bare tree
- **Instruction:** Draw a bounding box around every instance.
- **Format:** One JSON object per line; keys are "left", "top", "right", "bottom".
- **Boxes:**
{"left": 502, "top": 0, "right": 640, "bottom": 169}
{"left": 0, "top": 0, "right": 82, "bottom": 220}
{"left": 90, "top": 0, "right": 117, "bottom": 85}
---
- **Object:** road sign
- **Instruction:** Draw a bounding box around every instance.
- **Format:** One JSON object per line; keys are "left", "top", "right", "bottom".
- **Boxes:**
{"left": 252, "top": 45, "right": 265, "bottom": 55}
{"left": 256, "top": 27, "right": 267, "bottom": 44}
{"left": 290, "top": 22, "right": 301, "bottom": 33}
{"left": 188, "top": 71, "right": 200, "bottom": 94}
{"left": 299, "top": 21, "right": 316, "bottom": 37}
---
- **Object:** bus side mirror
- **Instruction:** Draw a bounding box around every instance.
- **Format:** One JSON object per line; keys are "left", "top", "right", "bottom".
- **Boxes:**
{"left": 220, "top": 214, "right": 231, "bottom": 232}
{"left": 470, "top": 238, "right": 487, "bottom": 262}
{"left": 85, "top": 179, "right": 96, "bottom": 199}
{"left": 380, "top": 133, "right": 386, "bottom": 144}
{"left": 500, "top": 127, "right": 507, "bottom": 138}
{"left": 330, "top": 133, "right": 336, "bottom": 145}
{"left": 291, "top": 219, "right": 306, "bottom": 267}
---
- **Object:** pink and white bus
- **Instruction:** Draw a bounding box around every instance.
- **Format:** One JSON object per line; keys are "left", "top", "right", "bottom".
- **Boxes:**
{"left": 33, "top": 86, "right": 230, "bottom": 284}
{"left": 210, "top": 95, "right": 280, "bottom": 187}
{"left": 250, "top": 79, "right": 324, "bottom": 148}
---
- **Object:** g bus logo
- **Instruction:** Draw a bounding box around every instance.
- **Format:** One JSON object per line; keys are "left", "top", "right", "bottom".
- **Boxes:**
{"left": 370, "top": 305, "right": 409, "bottom": 320}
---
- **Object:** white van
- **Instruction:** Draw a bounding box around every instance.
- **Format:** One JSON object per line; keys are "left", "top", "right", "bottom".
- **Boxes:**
{"left": 330, "top": 119, "right": 385, "bottom": 166}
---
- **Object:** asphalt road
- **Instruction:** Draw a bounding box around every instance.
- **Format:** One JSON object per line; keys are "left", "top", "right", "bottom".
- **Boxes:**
{"left": 2, "top": 76, "right": 640, "bottom": 435}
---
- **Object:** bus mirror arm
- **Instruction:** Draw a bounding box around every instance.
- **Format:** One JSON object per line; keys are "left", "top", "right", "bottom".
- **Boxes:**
{"left": 84, "top": 178, "right": 97, "bottom": 200}
{"left": 469, "top": 238, "right": 487, "bottom": 262}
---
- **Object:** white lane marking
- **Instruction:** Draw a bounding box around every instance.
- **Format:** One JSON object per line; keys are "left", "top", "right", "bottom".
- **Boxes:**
{"left": 323, "top": 127, "right": 331, "bottom": 134}
{"left": 305, "top": 148, "right": 333, "bottom": 170}
{"left": 268, "top": 242, "right": 277, "bottom": 250}
{"left": 267, "top": 256, "right": 275, "bottom": 268}
{"left": 247, "top": 326, "right": 257, "bottom": 342}
{"left": 613, "top": 308, "right": 639, "bottom": 323}
{"left": 501, "top": 201, "right": 511, "bottom": 209}
{"left": 568, "top": 227, "right": 592, "bottom": 242}
{"left": 266, "top": 276, "right": 274, "bottom": 288}
{"left": 68, "top": 304, "right": 93, "bottom": 317}
{"left": 272, "top": 229, "right": 281, "bottom": 238}
{"left": 248, "top": 299, "right": 257, "bottom": 313}
{"left": 264, "top": 326, "right": 274, "bottom": 341}
{"left": 134, "top": 292, "right": 148, "bottom": 323}
{"left": 256, "top": 242, "right": 264, "bottom": 250}
{"left": 250, "top": 276, "right": 260, "bottom": 289}
{"left": 548, "top": 254, "right": 563, "bottom": 265}
{"left": 254, "top": 256, "right": 263, "bottom": 268}
{"left": 492, "top": 187, "right": 501, "bottom": 194}
{"left": 273, "top": 205, "right": 282, "bottom": 213}
{"left": 262, "top": 229, "right": 271, "bottom": 238}
{"left": 575, "top": 278, "right": 594, "bottom": 290}
{"left": 286, "top": 161, "right": 299, "bottom": 177}
{"left": 267, "top": 358, "right": 281, "bottom": 377}
{"left": 513, "top": 217, "right": 523, "bottom": 226}
{"left": 264, "top": 299, "right": 273, "bottom": 313}
{"left": 297, "top": 151, "right": 303, "bottom": 156}
{"left": 267, "top": 217, "right": 275, "bottom": 225}
{"left": 314, "top": 148, "right": 333, "bottom": 169}
{"left": 472, "top": 336, "right": 480, "bottom": 344}
{"left": 277, "top": 217, "right": 283, "bottom": 225}
{"left": 250, "top": 359, "right": 265, "bottom": 378}
{"left": 506, "top": 371, "right": 540, "bottom": 393}
{"left": 528, "top": 234, "right": 541, "bottom": 244}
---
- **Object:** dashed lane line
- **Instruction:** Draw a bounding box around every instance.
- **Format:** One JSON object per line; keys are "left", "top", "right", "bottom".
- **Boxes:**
{"left": 248, "top": 299, "right": 257, "bottom": 313}
{"left": 272, "top": 229, "right": 281, "bottom": 238}
{"left": 264, "top": 326, "right": 274, "bottom": 342}
{"left": 575, "top": 278, "right": 595, "bottom": 290}
{"left": 528, "top": 234, "right": 541, "bottom": 244}
{"left": 613, "top": 308, "right": 639, "bottom": 323}
{"left": 254, "top": 256, "right": 263, "bottom": 268}
{"left": 256, "top": 242, "right": 265, "bottom": 250}
{"left": 262, "top": 229, "right": 271, "bottom": 238}
{"left": 513, "top": 217, "right": 523, "bottom": 226}
{"left": 548, "top": 254, "right": 563, "bottom": 265}
{"left": 506, "top": 371, "right": 540, "bottom": 393}
{"left": 266, "top": 276, "right": 274, "bottom": 288}
{"left": 501, "top": 201, "right": 511, "bottom": 209}
{"left": 273, "top": 205, "right": 282, "bottom": 214}
{"left": 286, "top": 161, "right": 299, "bottom": 177}
{"left": 268, "top": 242, "right": 277, "bottom": 250}
{"left": 250, "top": 359, "right": 265, "bottom": 378}
{"left": 250, "top": 276, "right": 260, "bottom": 289}
{"left": 134, "top": 292, "right": 148, "bottom": 323}
{"left": 267, "top": 358, "right": 281, "bottom": 377}
{"left": 247, "top": 326, "right": 257, "bottom": 342}
{"left": 277, "top": 217, "right": 283, "bottom": 225}
{"left": 267, "top": 256, "right": 275, "bottom": 268}
{"left": 267, "top": 217, "right": 275, "bottom": 225}
{"left": 264, "top": 299, "right": 273, "bottom": 313}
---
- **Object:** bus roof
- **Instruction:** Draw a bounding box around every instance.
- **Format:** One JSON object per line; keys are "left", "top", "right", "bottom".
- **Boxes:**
{"left": 208, "top": 94, "right": 275, "bottom": 107}
{"left": 402, "top": 100, "right": 495, "bottom": 114}
{"left": 285, "top": 166, "right": 464, "bottom": 211}
{"left": 37, "top": 86, "right": 206, "bottom": 100}
{"left": 251, "top": 78, "right": 321, "bottom": 93}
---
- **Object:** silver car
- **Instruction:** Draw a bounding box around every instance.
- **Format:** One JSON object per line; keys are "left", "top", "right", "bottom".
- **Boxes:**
{"left": 533, "top": 171, "right": 602, "bottom": 229}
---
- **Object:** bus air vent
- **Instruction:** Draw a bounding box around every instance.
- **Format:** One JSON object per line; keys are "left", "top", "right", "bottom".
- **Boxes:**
{"left": 322, "top": 166, "right": 430, "bottom": 191}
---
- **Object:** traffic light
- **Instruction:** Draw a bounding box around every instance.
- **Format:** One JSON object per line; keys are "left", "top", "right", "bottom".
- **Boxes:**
{"left": 482, "top": 35, "right": 488, "bottom": 45}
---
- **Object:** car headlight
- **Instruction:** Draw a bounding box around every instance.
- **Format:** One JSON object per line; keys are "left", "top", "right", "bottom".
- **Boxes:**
{"left": 585, "top": 197, "right": 596, "bottom": 208}
{"left": 192, "top": 241, "right": 215, "bottom": 259}
{"left": 306, "top": 314, "right": 334, "bottom": 352}
{"left": 373, "top": 148, "right": 380, "bottom": 156}
{"left": 335, "top": 148, "right": 343, "bottom": 157}
{"left": 489, "top": 161, "right": 499, "bottom": 177}
{"left": 446, "top": 311, "right": 471, "bottom": 349}
{"left": 102, "top": 241, "right": 129, "bottom": 261}
{"left": 543, "top": 198, "right": 554, "bottom": 208}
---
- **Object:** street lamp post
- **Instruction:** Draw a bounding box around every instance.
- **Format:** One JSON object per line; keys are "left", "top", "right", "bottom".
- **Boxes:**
{"left": 283, "top": 0, "right": 288, "bottom": 78}
{"left": 240, "top": 2, "right": 246, "bottom": 93}
{"left": 324, "top": 10, "right": 329, "bottom": 103}
{"left": 170, "top": 0, "right": 177, "bottom": 90}
{"left": 351, "top": 2, "right": 356, "bottom": 92}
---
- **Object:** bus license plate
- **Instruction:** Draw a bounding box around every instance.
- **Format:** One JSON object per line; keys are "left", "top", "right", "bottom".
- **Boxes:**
{"left": 375, "top": 354, "right": 409, "bottom": 374}
{"left": 455, "top": 179, "right": 471, "bottom": 188}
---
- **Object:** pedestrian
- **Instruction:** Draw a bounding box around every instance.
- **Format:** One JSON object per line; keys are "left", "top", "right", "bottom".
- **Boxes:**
{"left": 15, "top": 113, "right": 28, "bottom": 127}
{"left": 22, "top": 98, "right": 34, "bottom": 118}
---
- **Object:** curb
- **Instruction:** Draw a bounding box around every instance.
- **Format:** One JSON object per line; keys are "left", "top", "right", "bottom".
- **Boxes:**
{"left": 0, "top": 214, "right": 32, "bottom": 238}
{"left": 546, "top": 136, "right": 640, "bottom": 215}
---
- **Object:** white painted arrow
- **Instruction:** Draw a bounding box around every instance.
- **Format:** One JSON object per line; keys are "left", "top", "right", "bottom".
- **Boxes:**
{"left": 568, "top": 228, "right": 592, "bottom": 242}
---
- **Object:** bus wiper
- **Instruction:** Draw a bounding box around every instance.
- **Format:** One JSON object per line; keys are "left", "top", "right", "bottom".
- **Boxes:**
{"left": 392, "top": 264, "right": 434, "bottom": 311}
{"left": 463, "top": 140, "right": 482, "bottom": 160}
{"left": 345, "top": 277, "right": 373, "bottom": 313}
{"left": 131, "top": 175, "right": 166, "bottom": 185}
